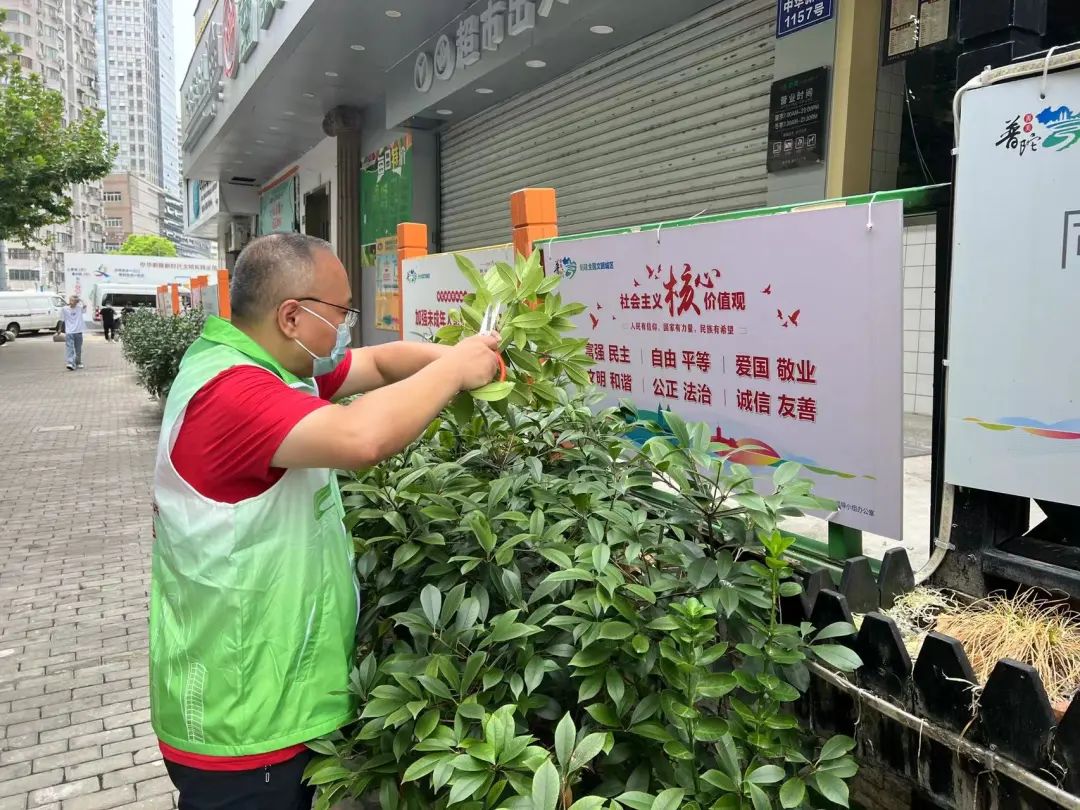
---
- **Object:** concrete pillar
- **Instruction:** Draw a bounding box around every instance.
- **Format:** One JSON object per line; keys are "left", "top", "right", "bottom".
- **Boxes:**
{"left": 824, "top": 0, "right": 884, "bottom": 199}
{"left": 323, "top": 105, "right": 364, "bottom": 343}
{"left": 765, "top": 14, "right": 837, "bottom": 207}
{"left": 396, "top": 222, "right": 428, "bottom": 341}
{"left": 509, "top": 188, "right": 558, "bottom": 260}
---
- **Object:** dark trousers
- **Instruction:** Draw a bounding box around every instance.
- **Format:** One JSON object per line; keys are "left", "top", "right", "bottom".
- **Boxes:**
{"left": 103, "top": 322, "right": 116, "bottom": 341}
{"left": 164, "top": 751, "right": 316, "bottom": 810}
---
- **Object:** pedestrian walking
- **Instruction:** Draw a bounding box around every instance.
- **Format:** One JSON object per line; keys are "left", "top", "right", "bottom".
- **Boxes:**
{"left": 61, "top": 295, "right": 87, "bottom": 370}
{"left": 150, "top": 233, "right": 501, "bottom": 809}
{"left": 101, "top": 303, "right": 117, "bottom": 342}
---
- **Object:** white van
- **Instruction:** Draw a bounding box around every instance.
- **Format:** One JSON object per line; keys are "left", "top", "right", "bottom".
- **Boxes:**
{"left": 90, "top": 283, "right": 159, "bottom": 322}
{"left": 0, "top": 291, "right": 64, "bottom": 337}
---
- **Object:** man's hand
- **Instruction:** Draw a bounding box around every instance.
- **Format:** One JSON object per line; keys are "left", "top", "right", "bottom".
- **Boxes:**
{"left": 449, "top": 334, "right": 502, "bottom": 390}
{"left": 274, "top": 332, "right": 505, "bottom": 471}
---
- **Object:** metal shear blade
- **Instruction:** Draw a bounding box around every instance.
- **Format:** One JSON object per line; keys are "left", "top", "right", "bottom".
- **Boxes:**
{"left": 479, "top": 302, "right": 501, "bottom": 336}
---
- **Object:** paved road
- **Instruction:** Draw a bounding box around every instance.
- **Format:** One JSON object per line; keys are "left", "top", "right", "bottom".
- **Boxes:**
{"left": 0, "top": 333, "right": 177, "bottom": 810}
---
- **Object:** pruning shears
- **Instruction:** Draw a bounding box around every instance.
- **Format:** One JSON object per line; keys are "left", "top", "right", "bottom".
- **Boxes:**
{"left": 479, "top": 302, "right": 507, "bottom": 382}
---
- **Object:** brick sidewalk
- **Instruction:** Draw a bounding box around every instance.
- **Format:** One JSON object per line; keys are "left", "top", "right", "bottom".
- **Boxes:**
{"left": 0, "top": 333, "right": 177, "bottom": 809}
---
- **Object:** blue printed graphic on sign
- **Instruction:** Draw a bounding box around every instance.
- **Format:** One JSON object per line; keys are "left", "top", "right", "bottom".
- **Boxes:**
{"left": 776, "top": 0, "right": 834, "bottom": 39}
{"left": 994, "top": 105, "right": 1080, "bottom": 156}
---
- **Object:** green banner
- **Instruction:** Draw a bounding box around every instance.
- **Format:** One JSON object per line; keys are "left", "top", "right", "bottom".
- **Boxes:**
{"left": 361, "top": 135, "right": 413, "bottom": 245}
{"left": 259, "top": 176, "right": 297, "bottom": 235}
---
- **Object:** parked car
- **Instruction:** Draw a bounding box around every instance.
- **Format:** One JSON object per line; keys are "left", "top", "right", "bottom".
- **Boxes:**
{"left": 0, "top": 291, "right": 64, "bottom": 337}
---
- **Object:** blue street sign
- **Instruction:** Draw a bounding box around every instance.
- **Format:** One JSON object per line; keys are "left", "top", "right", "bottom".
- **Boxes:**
{"left": 776, "top": 0, "right": 835, "bottom": 39}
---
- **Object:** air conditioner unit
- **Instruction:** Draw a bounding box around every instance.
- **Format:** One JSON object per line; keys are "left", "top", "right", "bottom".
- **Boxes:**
{"left": 227, "top": 218, "right": 251, "bottom": 252}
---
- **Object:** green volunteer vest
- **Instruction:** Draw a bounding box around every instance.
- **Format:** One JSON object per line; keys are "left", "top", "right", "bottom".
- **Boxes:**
{"left": 149, "top": 316, "right": 358, "bottom": 756}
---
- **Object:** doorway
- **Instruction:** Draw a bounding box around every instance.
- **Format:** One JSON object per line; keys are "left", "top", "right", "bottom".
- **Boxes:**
{"left": 304, "top": 184, "right": 331, "bottom": 242}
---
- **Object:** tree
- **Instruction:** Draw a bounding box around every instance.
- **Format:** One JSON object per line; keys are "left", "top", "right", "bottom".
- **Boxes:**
{"left": 113, "top": 234, "right": 178, "bottom": 257}
{"left": 0, "top": 13, "right": 116, "bottom": 245}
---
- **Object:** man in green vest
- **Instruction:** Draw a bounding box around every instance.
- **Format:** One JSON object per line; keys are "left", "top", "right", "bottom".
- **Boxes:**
{"left": 150, "top": 233, "right": 501, "bottom": 808}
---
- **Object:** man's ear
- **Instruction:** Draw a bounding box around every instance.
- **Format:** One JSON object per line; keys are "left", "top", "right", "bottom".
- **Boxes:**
{"left": 277, "top": 300, "right": 304, "bottom": 338}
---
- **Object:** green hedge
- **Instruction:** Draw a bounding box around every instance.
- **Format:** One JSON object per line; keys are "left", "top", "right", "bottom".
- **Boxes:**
{"left": 120, "top": 308, "right": 205, "bottom": 400}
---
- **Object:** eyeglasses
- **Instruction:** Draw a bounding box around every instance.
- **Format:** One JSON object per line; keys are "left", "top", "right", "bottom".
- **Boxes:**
{"left": 296, "top": 297, "right": 360, "bottom": 329}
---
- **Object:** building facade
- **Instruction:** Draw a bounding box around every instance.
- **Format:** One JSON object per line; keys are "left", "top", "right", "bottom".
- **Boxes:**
{"left": 102, "top": 172, "right": 164, "bottom": 251}
{"left": 176, "top": 0, "right": 1076, "bottom": 424}
{"left": 0, "top": 0, "right": 105, "bottom": 290}
{"left": 96, "top": 0, "right": 163, "bottom": 186}
{"left": 180, "top": 0, "right": 874, "bottom": 340}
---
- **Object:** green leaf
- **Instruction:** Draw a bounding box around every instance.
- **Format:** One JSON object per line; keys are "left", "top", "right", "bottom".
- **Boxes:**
{"left": 780, "top": 777, "right": 807, "bottom": 808}
{"left": 779, "top": 581, "right": 803, "bottom": 597}
{"left": 392, "top": 542, "right": 421, "bottom": 570}
{"left": 646, "top": 617, "right": 679, "bottom": 631}
{"left": 402, "top": 752, "right": 448, "bottom": 782}
{"left": 624, "top": 584, "right": 657, "bottom": 604}
{"left": 422, "top": 504, "right": 459, "bottom": 521}
{"left": 509, "top": 310, "right": 552, "bottom": 330}
{"left": 606, "top": 669, "right": 625, "bottom": 705}
{"left": 304, "top": 763, "right": 354, "bottom": 786}
{"left": 631, "top": 634, "right": 650, "bottom": 655}
{"left": 688, "top": 557, "right": 718, "bottom": 588}
{"left": 414, "top": 709, "right": 439, "bottom": 741}
{"left": 569, "top": 647, "right": 611, "bottom": 668}
{"left": 457, "top": 702, "right": 486, "bottom": 721}
{"left": 702, "top": 769, "right": 737, "bottom": 792}
{"left": 592, "top": 544, "right": 611, "bottom": 573}
{"left": 585, "top": 703, "right": 620, "bottom": 727}
{"left": 471, "top": 381, "right": 516, "bottom": 401}
{"left": 773, "top": 462, "right": 802, "bottom": 488}
{"left": 748, "top": 765, "right": 786, "bottom": 785}
{"left": 810, "top": 772, "right": 850, "bottom": 807}
{"left": 747, "top": 782, "right": 773, "bottom": 810}
{"left": 812, "top": 644, "right": 863, "bottom": 672}
{"left": 716, "top": 734, "right": 741, "bottom": 780}
{"left": 718, "top": 585, "right": 740, "bottom": 617}
{"left": 461, "top": 652, "right": 486, "bottom": 693}
{"left": 651, "top": 788, "right": 685, "bottom": 810}
{"left": 569, "top": 732, "right": 608, "bottom": 772}
{"left": 539, "top": 548, "right": 574, "bottom": 569}
{"left": 542, "top": 568, "right": 595, "bottom": 585}
{"left": 383, "top": 511, "right": 408, "bottom": 534}
{"left": 484, "top": 705, "right": 515, "bottom": 757}
{"left": 420, "top": 585, "right": 442, "bottom": 629}
{"left": 555, "top": 713, "right": 576, "bottom": 771}
{"left": 531, "top": 759, "right": 560, "bottom": 810}
{"left": 454, "top": 254, "right": 487, "bottom": 295}
{"left": 599, "top": 621, "right": 634, "bottom": 641}
{"left": 524, "top": 657, "right": 546, "bottom": 693}
{"left": 448, "top": 771, "right": 489, "bottom": 805}
{"left": 616, "top": 792, "right": 656, "bottom": 810}
{"left": 814, "top": 622, "right": 856, "bottom": 642}
{"left": 817, "top": 758, "right": 858, "bottom": 778}
{"left": 629, "top": 694, "right": 660, "bottom": 726}
{"left": 305, "top": 738, "right": 337, "bottom": 756}
{"left": 818, "top": 735, "right": 857, "bottom": 761}
{"left": 568, "top": 799, "right": 607, "bottom": 810}
{"left": 694, "top": 717, "right": 729, "bottom": 741}
{"left": 629, "top": 722, "right": 674, "bottom": 743}
{"left": 663, "top": 739, "right": 693, "bottom": 760}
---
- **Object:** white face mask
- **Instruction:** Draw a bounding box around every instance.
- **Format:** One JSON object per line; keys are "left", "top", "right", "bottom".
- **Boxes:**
{"left": 294, "top": 306, "right": 350, "bottom": 376}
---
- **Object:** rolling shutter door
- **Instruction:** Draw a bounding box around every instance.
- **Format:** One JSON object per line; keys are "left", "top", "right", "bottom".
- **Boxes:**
{"left": 439, "top": 0, "right": 776, "bottom": 251}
